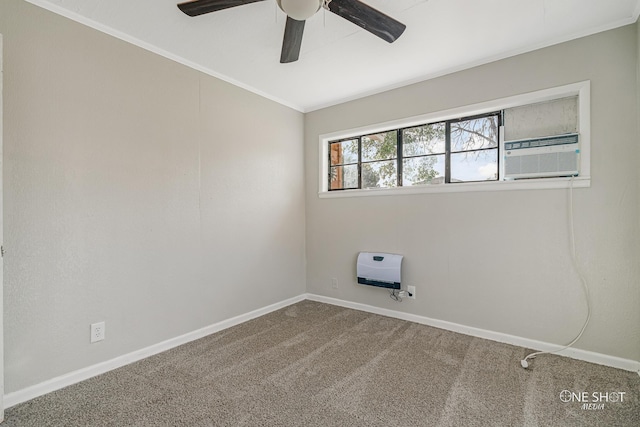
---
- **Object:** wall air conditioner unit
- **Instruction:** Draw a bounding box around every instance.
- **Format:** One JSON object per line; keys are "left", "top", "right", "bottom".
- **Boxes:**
{"left": 504, "top": 133, "right": 579, "bottom": 179}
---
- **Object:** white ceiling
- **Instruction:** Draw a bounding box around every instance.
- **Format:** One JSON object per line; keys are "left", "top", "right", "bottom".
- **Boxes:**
{"left": 27, "top": 0, "right": 640, "bottom": 112}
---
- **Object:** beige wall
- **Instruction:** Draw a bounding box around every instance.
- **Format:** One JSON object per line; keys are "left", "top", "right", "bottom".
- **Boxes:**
{"left": 0, "top": 0, "right": 305, "bottom": 393}
{"left": 305, "top": 25, "right": 640, "bottom": 362}
{"left": 1, "top": 0, "right": 638, "bottom": 399}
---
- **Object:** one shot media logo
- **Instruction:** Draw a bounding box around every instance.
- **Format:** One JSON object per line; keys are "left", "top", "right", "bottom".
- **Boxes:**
{"left": 559, "top": 390, "right": 627, "bottom": 410}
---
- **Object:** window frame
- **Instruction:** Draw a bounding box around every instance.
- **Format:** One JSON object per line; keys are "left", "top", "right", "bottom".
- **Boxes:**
{"left": 319, "top": 81, "right": 591, "bottom": 198}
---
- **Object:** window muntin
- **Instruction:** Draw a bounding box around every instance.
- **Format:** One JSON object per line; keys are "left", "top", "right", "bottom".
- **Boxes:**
{"left": 328, "top": 112, "right": 500, "bottom": 190}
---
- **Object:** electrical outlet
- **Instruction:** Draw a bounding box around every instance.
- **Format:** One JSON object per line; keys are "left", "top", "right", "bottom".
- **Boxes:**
{"left": 331, "top": 278, "right": 339, "bottom": 289}
{"left": 407, "top": 286, "right": 416, "bottom": 299}
{"left": 91, "top": 321, "right": 105, "bottom": 343}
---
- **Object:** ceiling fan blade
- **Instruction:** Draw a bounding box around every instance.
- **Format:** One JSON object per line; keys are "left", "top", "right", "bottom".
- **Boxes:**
{"left": 177, "top": 0, "right": 266, "bottom": 17}
{"left": 280, "top": 17, "right": 306, "bottom": 63}
{"left": 326, "top": 0, "right": 406, "bottom": 43}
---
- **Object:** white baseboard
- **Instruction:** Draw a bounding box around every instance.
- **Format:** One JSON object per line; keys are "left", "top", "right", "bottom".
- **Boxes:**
{"left": 5, "top": 292, "right": 639, "bottom": 408}
{"left": 3, "top": 294, "right": 306, "bottom": 409}
{"left": 305, "top": 293, "right": 640, "bottom": 374}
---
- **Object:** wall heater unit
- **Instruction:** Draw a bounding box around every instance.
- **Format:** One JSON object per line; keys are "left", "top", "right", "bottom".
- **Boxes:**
{"left": 357, "top": 252, "right": 403, "bottom": 290}
{"left": 504, "top": 133, "right": 579, "bottom": 179}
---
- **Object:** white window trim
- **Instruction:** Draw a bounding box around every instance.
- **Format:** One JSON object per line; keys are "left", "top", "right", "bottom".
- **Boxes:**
{"left": 318, "top": 81, "right": 591, "bottom": 198}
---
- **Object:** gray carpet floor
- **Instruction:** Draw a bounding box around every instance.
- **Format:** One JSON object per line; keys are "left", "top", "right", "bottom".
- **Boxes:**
{"left": 3, "top": 300, "right": 639, "bottom": 426}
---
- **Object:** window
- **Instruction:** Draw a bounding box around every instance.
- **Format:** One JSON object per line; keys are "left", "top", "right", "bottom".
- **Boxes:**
{"left": 329, "top": 139, "right": 358, "bottom": 190}
{"left": 329, "top": 112, "right": 500, "bottom": 191}
{"left": 402, "top": 122, "right": 446, "bottom": 185}
{"left": 320, "top": 81, "right": 591, "bottom": 196}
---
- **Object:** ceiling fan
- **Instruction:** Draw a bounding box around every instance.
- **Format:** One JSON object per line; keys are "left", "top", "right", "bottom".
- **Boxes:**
{"left": 177, "top": 0, "right": 406, "bottom": 63}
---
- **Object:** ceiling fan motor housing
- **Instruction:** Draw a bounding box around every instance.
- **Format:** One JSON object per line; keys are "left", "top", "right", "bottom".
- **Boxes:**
{"left": 276, "top": 0, "right": 323, "bottom": 21}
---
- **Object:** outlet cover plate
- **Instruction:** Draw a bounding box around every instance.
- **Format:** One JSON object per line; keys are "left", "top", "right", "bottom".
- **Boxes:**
{"left": 91, "top": 321, "right": 105, "bottom": 343}
{"left": 407, "top": 286, "right": 416, "bottom": 299}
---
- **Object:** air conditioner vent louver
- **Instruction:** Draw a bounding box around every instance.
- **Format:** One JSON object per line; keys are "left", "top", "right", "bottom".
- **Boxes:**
{"left": 504, "top": 134, "right": 578, "bottom": 150}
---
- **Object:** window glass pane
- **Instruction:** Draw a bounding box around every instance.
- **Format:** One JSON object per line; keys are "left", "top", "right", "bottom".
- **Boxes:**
{"left": 451, "top": 115, "right": 499, "bottom": 152}
{"left": 362, "top": 161, "right": 397, "bottom": 188}
{"left": 330, "top": 165, "right": 358, "bottom": 190}
{"left": 330, "top": 139, "right": 358, "bottom": 165}
{"left": 504, "top": 96, "right": 578, "bottom": 140}
{"left": 362, "top": 131, "right": 397, "bottom": 162}
{"left": 402, "top": 155, "right": 445, "bottom": 185}
{"left": 402, "top": 123, "right": 445, "bottom": 156}
{"left": 451, "top": 149, "right": 498, "bottom": 182}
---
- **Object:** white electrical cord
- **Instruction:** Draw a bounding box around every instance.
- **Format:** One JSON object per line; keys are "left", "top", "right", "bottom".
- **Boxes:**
{"left": 521, "top": 177, "right": 592, "bottom": 368}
